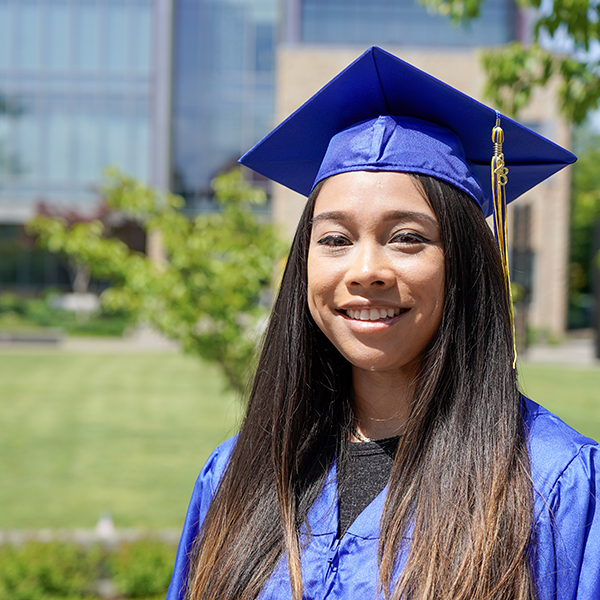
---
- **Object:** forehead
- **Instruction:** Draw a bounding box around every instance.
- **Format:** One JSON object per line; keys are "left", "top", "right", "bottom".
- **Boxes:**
{"left": 312, "top": 171, "right": 436, "bottom": 222}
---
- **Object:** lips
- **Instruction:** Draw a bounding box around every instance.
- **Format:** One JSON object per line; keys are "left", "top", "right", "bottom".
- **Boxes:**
{"left": 342, "top": 307, "right": 408, "bottom": 321}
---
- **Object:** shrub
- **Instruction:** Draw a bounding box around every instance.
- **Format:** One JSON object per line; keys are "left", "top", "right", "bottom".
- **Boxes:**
{"left": 0, "top": 539, "right": 177, "bottom": 599}
{"left": 0, "top": 292, "right": 131, "bottom": 337}
{"left": 0, "top": 292, "right": 24, "bottom": 315}
{"left": 0, "top": 542, "right": 102, "bottom": 600}
{"left": 108, "top": 540, "right": 176, "bottom": 598}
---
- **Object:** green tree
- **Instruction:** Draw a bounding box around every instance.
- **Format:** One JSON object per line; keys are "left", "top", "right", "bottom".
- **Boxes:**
{"left": 569, "top": 126, "right": 600, "bottom": 325}
{"left": 27, "top": 168, "right": 286, "bottom": 394}
{"left": 423, "top": 0, "right": 600, "bottom": 125}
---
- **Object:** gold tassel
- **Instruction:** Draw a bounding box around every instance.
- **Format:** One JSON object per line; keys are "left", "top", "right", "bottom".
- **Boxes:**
{"left": 491, "top": 115, "right": 517, "bottom": 367}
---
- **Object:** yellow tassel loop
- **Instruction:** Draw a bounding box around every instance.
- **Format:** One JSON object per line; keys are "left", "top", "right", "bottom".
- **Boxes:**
{"left": 491, "top": 114, "right": 517, "bottom": 367}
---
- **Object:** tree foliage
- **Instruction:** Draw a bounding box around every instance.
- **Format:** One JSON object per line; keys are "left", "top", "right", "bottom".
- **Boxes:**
{"left": 31, "top": 201, "right": 127, "bottom": 294}
{"left": 423, "top": 0, "right": 600, "bottom": 124}
{"left": 569, "top": 126, "right": 600, "bottom": 324}
{"left": 27, "top": 168, "right": 286, "bottom": 394}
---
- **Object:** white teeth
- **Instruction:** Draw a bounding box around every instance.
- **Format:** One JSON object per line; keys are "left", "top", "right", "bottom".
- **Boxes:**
{"left": 346, "top": 308, "right": 403, "bottom": 321}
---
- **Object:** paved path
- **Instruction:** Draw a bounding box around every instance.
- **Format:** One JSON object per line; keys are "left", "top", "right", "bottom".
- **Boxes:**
{"left": 520, "top": 337, "right": 598, "bottom": 367}
{"left": 61, "top": 328, "right": 181, "bottom": 353}
{"left": 1, "top": 328, "right": 598, "bottom": 366}
{"left": 0, "top": 326, "right": 181, "bottom": 353}
{"left": 61, "top": 329, "right": 600, "bottom": 367}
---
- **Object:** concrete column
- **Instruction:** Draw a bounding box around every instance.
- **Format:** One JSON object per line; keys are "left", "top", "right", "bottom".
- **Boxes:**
{"left": 147, "top": 0, "right": 174, "bottom": 263}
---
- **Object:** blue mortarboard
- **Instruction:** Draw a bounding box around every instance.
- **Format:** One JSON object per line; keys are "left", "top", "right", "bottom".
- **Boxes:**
{"left": 239, "top": 46, "right": 576, "bottom": 219}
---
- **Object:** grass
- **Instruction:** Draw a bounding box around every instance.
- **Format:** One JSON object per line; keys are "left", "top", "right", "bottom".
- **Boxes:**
{"left": 519, "top": 362, "right": 600, "bottom": 442}
{"left": 0, "top": 350, "right": 242, "bottom": 529}
{"left": 0, "top": 349, "right": 598, "bottom": 530}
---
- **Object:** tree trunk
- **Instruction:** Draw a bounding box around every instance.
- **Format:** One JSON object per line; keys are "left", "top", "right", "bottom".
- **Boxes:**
{"left": 70, "top": 259, "right": 91, "bottom": 295}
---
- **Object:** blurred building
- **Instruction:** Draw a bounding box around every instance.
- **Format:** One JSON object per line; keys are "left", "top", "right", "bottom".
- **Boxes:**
{"left": 0, "top": 0, "right": 573, "bottom": 336}
{"left": 0, "top": 0, "right": 158, "bottom": 289}
{"left": 0, "top": 0, "right": 154, "bottom": 213}
{"left": 0, "top": 0, "right": 276, "bottom": 289}
{"left": 172, "top": 0, "right": 276, "bottom": 209}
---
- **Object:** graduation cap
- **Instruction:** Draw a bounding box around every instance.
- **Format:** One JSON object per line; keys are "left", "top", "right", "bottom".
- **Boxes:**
{"left": 239, "top": 46, "right": 575, "bottom": 219}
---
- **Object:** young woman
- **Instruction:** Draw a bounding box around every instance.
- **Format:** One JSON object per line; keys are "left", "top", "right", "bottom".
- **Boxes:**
{"left": 166, "top": 48, "right": 599, "bottom": 600}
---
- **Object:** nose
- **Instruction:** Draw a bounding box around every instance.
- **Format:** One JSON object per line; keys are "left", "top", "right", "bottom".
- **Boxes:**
{"left": 344, "top": 241, "right": 395, "bottom": 289}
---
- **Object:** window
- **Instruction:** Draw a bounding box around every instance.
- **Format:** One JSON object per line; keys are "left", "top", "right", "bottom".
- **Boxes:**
{"left": 18, "top": 2, "right": 41, "bottom": 70}
{"left": 48, "top": 1, "right": 70, "bottom": 71}
{"left": 301, "top": 0, "right": 517, "bottom": 47}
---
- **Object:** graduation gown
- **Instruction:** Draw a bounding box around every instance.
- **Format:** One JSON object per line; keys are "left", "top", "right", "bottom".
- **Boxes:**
{"left": 166, "top": 398, "right": 600, "bottom": 599}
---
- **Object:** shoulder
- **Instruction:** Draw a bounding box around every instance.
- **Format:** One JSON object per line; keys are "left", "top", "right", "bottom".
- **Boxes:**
{"left": 523, "top": 398, "right": 600, "bottom": 597}
{"left": 192, "top": 435, "right": 238, "bottom": 500}
{"left": 165, "top": 436, "right": 239, "bottom": 600}
{"left": 523, "top": 396, "right": 599, "bottom": 504}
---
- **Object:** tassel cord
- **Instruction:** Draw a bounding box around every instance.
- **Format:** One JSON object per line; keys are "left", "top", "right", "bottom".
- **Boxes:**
{"left": 491, "top": 118, "right": 518, "bottom": 368}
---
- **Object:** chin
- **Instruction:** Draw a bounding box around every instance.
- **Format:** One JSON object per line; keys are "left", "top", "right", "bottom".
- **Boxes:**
{"left": 339, "top": 347, "right": 423, "bottom": 376}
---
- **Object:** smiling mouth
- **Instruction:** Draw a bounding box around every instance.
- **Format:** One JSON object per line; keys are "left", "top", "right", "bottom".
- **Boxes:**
{"left": 342, "top": 307, "right": 409, "bottom": 322}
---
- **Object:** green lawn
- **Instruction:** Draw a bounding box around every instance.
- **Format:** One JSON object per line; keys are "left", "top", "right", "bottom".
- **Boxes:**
{"left": 0, "top": 350, "right": 598, "bottom": 530}
{"left": 0, "top": 350, "right": 242, "bottom": 529}
{"left": 519, "top": 362, "right": 600, "bottom": 442}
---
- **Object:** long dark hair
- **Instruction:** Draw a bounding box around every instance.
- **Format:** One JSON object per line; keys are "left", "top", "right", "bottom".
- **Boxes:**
{"left": 186, "top": 174, "right": 535, "bottom": 600}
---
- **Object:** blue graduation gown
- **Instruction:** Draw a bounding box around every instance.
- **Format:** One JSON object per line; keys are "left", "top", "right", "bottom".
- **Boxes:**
{"left": 166, "top": 398, "right": 600, "bottom": 599}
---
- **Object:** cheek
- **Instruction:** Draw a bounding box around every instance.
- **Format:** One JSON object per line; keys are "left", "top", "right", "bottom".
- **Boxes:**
{"left": 306, "top": 256, "right": 345, "bottom": 335}
{"left": 306, "top": 256, "right": 328, "bottom": 318}
{"left": 409, "top": 256, "right": 445, "bottom": 312}
{"left": 427, "top": 262, "right": 446, "bottom": 319}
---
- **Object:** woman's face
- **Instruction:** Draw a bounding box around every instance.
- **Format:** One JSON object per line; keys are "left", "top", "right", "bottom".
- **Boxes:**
{"left": 307, "top": 170, "right": 445, "bottom": 377}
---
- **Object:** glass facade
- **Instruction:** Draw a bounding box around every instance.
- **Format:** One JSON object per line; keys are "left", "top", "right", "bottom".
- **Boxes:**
{"left": 0, "top": 224, "right": 70, "bottom": 290}
{"left": 301, "top": 0, "right": 518, "bottom": 47}
{"left": 0, "top": 0, "right": 521, "bottom": 288}
{"left": 0, "top": 0, "right": 153, "bottom": 208}
{"left": 172, "top": 0, "right": 276, "bottom": 209}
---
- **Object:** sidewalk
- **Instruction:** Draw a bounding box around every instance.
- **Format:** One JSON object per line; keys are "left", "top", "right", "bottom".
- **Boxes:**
{"left": 0, "top": 329, "right": 181, "bottom": 353}
{"left": 61, "top": 326, "right": 181, "bottom": 353}
{"left": 62, "top": 327, "right": 599, "bottom": 366}
{"left": 520, "top": 336, "right": 598, "bottom": 367}
{"left": 47, "top": 334, "right": 600, "bottom": 367}
{"left": 1, "top": 326, "right": 598, "bottom": 366}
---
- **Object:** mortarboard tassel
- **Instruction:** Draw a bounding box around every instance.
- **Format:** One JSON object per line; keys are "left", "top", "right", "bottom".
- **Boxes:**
{"left": 491, "top": 114, "right": 517, "bottom": 367}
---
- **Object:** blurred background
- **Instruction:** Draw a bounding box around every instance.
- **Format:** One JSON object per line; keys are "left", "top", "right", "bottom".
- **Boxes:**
{"left": 0, "top": 0, "right": 599, "bottom": 598}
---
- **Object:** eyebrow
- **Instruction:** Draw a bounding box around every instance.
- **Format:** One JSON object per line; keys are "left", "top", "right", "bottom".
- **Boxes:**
{"left": 311, "top": 210, "right": 439, "bottom": 227}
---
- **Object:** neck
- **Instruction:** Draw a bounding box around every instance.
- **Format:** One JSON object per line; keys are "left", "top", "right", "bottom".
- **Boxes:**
{"left": 351, "top": 366, "right": 416, "bottom": 441}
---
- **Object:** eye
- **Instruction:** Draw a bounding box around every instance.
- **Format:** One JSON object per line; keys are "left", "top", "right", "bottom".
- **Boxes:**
{"left": 317, "top": 234, "right": 351, "bottom": 247}
{"left": 390, "top": 230, "right": 428, "bottom": 244}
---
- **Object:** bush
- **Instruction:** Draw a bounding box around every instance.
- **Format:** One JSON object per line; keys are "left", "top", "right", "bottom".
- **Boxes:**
{"left": 0, "top": 292, "right": 131, "bottom": 337}
{"left": 109, "top": 541, "right": 177, "bottom": 598}
{"left": 0, "top": 540, "right": 177, "bottom": 600}
{"left": 0, "top": 542, "right": 101, "bottom": 600}
{"left": 0, "top": 292, "right": 24, "bottom": 315}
